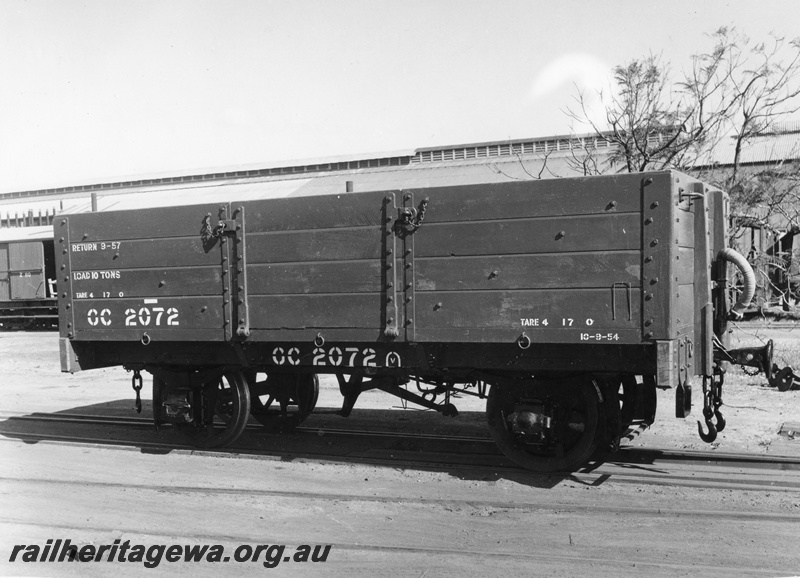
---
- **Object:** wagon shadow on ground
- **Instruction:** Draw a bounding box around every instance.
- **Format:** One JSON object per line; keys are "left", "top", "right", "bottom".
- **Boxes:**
{"left": 0, "top": 399, "right": 674, "bottom": 490}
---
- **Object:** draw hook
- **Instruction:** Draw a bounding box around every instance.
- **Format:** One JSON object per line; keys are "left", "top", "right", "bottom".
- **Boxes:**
{"left": 697, "top": 407, "right": 717, "bottom": 443}
{"left": 714, "top": 408, "right": 726, "bottom": 432}
{"left": 697, "top": 418, "right": 717, "bottom": 443}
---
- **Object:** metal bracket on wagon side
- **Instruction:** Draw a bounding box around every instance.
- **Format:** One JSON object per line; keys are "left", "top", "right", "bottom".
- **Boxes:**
{"left": 382, "top": 191, "right": 426, "bottom": 341}
{"left": 383, "top": 194, "right": 400, "bottom": 338}
{"left": 215, "top": 205, "right": 249, "bottom": 340}
{"left": 56, "top": 216, "right": 77, "bottom": 340}
{"left": 393, "top": 196, "right": 429, "bottom": 238}
{"left": 231, "top": 206, "right": 249, "bottom": 338}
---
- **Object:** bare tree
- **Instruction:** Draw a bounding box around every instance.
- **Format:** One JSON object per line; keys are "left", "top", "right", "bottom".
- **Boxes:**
{"left": 568, "top": 27, "right": 800, "bottom": 307}
{"left": 567, "top": 52, "right": 720, "bottom": 173}
{"left": 568, "top": 27, "right": 800, "bottom": 184}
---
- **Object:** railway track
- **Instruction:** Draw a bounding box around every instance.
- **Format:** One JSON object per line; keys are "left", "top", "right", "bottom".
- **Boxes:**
{"left": 2, "top": 410, "right": 800, "bottom": 494}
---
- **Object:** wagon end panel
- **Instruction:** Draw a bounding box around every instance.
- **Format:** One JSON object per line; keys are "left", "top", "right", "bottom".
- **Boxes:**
{"left": 665, "top": 175, "right": 725, "bottom": 382}
{"left": 56, "top": 204, "right": 234, "bottom": 345}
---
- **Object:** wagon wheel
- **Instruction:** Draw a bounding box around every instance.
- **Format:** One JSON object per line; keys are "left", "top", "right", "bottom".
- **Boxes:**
{"left": 246, "top": 372, "right": 319, "bottom": 432}
{"left": 176, "top": 370, "right": 251, "bottom": 449}
{"left": 486, "top": 374, "right": 602, "bottom": 473}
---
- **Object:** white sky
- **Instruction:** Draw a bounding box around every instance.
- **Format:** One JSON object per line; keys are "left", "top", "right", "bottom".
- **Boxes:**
{"left": 2, "top": 0, "right": 799, "bottom": 192}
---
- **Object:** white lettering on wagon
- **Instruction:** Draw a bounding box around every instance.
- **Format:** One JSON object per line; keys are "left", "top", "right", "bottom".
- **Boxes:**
{"left": 75, "top": 291, "right": 125, "bottom": 299}
{"left": 520, "top": 318, "right": 549, "bottom": 327}
{"left": 73, "top": 270, "right": 121, "bottom": 280}
{"left": 272, "top": 347, "right": 301, "bottom": 366}
{"left": 124, "top": 306, "right": 179, "bottom": 326}
{"left": 520, "top": 318, "right": 598, "bottom": 328}
{"left": 70, "top": 241, "right": 121, "bottom": 252}
{"left": 71, "top": 243, "right": 98, "bottom": 252}
{"left": 580, "top": 333, "right": 619, "bottom": 341}
{"left": 85, "top": 305, "right": 180, "bottom": 327}
{"left": 270, "top": 346, "right": 399, "bottom": 368}
{"left": 86, "top": 308, "right": 111, "bottom": 326}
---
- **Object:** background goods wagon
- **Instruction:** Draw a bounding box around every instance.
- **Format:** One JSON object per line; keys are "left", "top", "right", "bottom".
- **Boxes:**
{"left": 56, "top": 170, "right": 754, "bottom": 471}
{"left": 0, "top": 226, "right": 57, "bottom": 329}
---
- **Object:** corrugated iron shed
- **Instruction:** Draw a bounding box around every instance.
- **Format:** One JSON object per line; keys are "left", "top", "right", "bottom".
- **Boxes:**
{"left": 700, "top": 121, "right": 800, "bottom": 166}
{"left": 55, "top": 153, "right": 583, "bottom": 214}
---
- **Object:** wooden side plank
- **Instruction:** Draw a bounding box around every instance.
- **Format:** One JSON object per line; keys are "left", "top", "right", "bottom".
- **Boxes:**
{"left": 246, "top": 229, "right": 384, "bottom": 263}
{"left": 248, "top": 262, "right": 382, "bottom": 295}
{"left": 71, "top": 267, "right": 222, "bottom": 298}
{"left": 68, "top": 238, "right": 221, "bottom": 269}
{"left": 241, "top": 191, "right": 389, "bottom": 231}
{"left": 414, "top": 326, "right": 644, "bottom": 345}
{"left": 416, "top": 252, "right": 641, "bottom": 291}
{"left": 415, "top": 289, "right": 641, "bottom": 331}
{"left": 249, "top": 294, "right": 386, "bottom": 330}
{"left": 64, "top": 203, "right": 229, "bottom": 240}
{"left": 405, "top": 172, "right": 648, "bottom": 223}
{"left": 415, "top": 214, "right": 641, "bottom": 257}
{"left": 71, "top": 296, "right": 224, "bottom": 337}
{"left": 70, "top": 327, "right": 223, "bottom": 342}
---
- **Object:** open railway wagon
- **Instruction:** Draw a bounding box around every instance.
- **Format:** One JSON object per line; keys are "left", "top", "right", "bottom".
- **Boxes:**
{"left": 56, "top": 170, "right": 761, "bottom": 472}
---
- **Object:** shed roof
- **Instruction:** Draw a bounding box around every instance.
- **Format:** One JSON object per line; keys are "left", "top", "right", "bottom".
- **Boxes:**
{"left": 0, "top": 225, "right": 53, "bottom": 243}
{"left": 700, "top": 121, "right": 800, "bottom": 166}
{"left": 56, "top": 153, "right": 582, "bottom": 214}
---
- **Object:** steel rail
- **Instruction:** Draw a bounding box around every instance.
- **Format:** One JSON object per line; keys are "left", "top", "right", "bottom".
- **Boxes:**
{"left": 2, "top": 412, "right": 800, "bottom": 493}
{"left": 0, "top": 431, "right": 797, "bottom": 493}
{"left": 2, "top": 410, "right": 800, "bottom": 467}
{"left": 1, "top": 471, "right": 798, "bottom": 524}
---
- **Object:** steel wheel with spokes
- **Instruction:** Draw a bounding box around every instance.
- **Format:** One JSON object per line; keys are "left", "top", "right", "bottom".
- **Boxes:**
{"left": 486, "top": 374, "right": 602, "bottom": 473}
{"left": 246, "top": 372, "right": 319, "bottom": 432}
{"left": 176, "top": 370, "right": 251, "bottom": 449}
